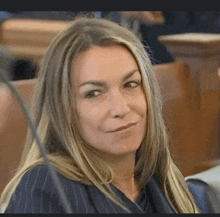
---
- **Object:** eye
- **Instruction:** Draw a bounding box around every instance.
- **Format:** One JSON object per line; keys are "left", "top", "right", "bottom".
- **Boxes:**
{"left": 124, "top": 81, "right": 140, "bottom": 88}
{"left": 85, "top": 90, "right": 101, "bottom": 99}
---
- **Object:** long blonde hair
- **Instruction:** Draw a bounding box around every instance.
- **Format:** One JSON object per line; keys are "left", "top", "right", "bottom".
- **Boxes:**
{"left": 0, "top": 15, "right": 199, "bottom": 213}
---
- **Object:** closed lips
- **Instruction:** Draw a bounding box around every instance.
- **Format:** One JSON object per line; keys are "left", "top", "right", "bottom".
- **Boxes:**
{"left": 111, "top": 122, "right": 138, "bottom": 132}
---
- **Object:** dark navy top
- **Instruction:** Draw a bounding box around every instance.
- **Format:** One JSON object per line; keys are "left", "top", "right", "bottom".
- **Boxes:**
{"left": 4, "top": 165, "right": 213, "bottom": 213}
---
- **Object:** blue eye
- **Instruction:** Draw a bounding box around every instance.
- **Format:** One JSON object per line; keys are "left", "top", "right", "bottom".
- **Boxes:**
{"left": 85, "top": 90, "right": 100, "bottom": 98}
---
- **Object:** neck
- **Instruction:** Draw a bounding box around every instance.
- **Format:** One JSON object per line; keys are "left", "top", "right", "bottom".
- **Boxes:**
{"left": 102, "top": 152, "right": 140, "bottom": 201}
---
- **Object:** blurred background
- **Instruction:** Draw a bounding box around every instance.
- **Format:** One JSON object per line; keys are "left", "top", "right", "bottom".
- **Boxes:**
{"left": 0, "top": 11, "right": 220, "bottom": 80}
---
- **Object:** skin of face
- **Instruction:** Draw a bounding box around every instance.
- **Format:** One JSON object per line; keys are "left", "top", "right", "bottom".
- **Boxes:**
{"left": 72, "top": 45, "right": 147, "bottom": 160}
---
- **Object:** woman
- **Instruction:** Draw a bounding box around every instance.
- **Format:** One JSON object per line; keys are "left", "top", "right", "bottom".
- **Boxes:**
{"left": 0, "top": 15, "right": 211, "bottom": 213}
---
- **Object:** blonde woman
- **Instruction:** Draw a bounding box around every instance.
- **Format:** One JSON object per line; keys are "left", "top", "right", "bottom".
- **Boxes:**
{"left": 0, "top": 15, "right": 213, "bottom": 213}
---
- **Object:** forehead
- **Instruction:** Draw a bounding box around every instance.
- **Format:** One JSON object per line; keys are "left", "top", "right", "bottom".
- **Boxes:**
{"left": 71, "top": 45, "right": 140, "bottom": 85}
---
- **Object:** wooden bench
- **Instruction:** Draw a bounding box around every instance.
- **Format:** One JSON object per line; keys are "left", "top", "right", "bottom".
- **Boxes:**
{"left": 0, "top": 19, "right": 69, "bottom": 63}
{"left": 159, "top": 33, "right": 220, "bottom": 175}
{"left": 154, "top": 62, "right": 216, "bottom": 176}
{"left": 0, "top": 79, "right": 37, "bottom": 195}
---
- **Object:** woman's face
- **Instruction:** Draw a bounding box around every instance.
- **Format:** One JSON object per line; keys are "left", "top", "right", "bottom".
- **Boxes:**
{"left": 72, "top": 45, "right": 147, "bottom": 158}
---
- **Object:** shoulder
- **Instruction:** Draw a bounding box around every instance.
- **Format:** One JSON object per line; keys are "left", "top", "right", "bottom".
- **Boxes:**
{"left": 17, "top": 164, "right": 87, "bottom": 192}
{"left": 150, "top": 174, "right": 215, "bottom": 213}
{"left": 18, "top": 164, "right": 91, "bottom": 201}
{"left": 5, "top": 165, "right": 95, "bottom": 213}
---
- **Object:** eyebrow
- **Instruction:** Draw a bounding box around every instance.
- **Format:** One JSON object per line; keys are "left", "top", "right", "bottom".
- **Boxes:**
{"left": 79, "top": 69, "right": 140, "bottom": 88}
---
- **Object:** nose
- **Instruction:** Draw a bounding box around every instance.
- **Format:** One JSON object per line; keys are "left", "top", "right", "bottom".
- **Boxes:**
{"left": 109, "top": 91, "right": 131, "bottom": 118}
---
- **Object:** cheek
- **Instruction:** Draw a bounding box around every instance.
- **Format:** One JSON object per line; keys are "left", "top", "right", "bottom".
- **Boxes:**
{"left": 141, "top": 96, "right": 147, "bottom": 113}
{"left": 76, "top": 108, "right": 107, "bottom": 149}
{"left": 75, "top": 102, "right": 103, "bottom": 134}
{"left": 135, "top": 93, "right": 148, "bottom": 133}
{"left": 134, "top": 91, "right": 147, "bottom": 117}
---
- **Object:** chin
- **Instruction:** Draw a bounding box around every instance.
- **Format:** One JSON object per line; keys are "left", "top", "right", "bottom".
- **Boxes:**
{"left": 103, "top": 137, "right": 143, "bottom": 156}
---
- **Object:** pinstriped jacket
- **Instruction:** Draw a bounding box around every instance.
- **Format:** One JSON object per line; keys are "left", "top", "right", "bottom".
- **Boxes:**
{"left": 4, "top": 165, "right": 214, "bottom": 213}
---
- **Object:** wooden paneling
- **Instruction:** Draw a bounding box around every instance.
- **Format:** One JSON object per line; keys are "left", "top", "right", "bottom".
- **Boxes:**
{"left": 0, "top": 79, "right": 37, "bottom": 194}
{"left": 159, "top": 33, "right": 220, "bottom": 176}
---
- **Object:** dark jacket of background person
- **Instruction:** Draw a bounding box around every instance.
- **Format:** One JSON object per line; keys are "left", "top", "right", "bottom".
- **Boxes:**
{"left": 104, "top": 11, "right": 220, "bottom": 64}
{"left": 139, "top": 11, "right": 220, "bottom": 64}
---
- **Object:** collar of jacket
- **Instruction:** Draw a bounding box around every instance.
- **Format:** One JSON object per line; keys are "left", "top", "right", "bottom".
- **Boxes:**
{"left": 86, "top": 176, "right": 175, "bottom": 213}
